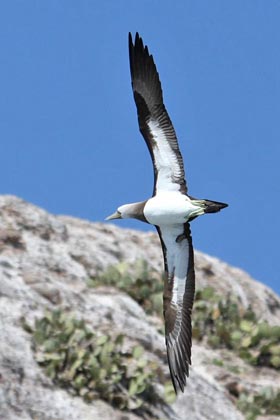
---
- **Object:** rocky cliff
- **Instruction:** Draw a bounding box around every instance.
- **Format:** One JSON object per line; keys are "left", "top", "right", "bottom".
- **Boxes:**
{"left": 0, "top": 195, "right": 279, "bottom": 420}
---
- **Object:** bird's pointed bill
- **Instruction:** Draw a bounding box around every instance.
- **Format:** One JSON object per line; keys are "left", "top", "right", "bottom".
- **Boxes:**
{"left": 105, "top": 211, "right": 121, "bottom": 220}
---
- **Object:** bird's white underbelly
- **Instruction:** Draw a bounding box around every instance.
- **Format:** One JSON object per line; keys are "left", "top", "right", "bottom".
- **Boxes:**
{"left": 144, "top": 192, "right": 198, "bottom": 225}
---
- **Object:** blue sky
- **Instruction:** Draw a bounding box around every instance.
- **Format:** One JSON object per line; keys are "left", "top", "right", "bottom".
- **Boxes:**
{"left": 0, "top": 1, "right": 279, "bottom": 294}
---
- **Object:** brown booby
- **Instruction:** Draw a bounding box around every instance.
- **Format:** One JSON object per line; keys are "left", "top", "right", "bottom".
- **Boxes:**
{"left": 106, "top": 33, "right": 228, "bottom": 393}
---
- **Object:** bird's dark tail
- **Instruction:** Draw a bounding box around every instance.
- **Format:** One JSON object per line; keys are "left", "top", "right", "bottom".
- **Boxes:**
{"left": 203, "top": 199, "right": 228, "bottom": 214}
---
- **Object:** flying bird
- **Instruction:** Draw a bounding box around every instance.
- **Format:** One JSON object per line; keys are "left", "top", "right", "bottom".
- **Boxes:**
{"left": 106, "top": 33, "right": 228, "bottom": 393}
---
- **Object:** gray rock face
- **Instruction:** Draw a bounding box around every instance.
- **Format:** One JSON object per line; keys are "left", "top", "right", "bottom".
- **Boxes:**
{"left": 0, "top": 195, "right": 279, "bottom": 420}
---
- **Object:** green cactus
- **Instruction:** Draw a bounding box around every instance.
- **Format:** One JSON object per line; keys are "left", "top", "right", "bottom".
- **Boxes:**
{"left": 88, "top": 260, "right": 163, "bottom": 316}
{"left": 237, "top": 388, "right": 280, "bottom": 420}
{"left": 31, "top": 310, "right": 168, "bottom": 415}
{"left": 192, "top": 286, "right": 280, "bottom": 370}
{"left": 89, "top": 261, "right": 280, "bottom": 371}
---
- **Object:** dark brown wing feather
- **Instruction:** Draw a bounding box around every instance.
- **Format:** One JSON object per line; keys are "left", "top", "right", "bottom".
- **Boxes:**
{"left": 129, "top": 32, "right": 187, "bottom": 195}
{"left": 156, "top": 223, "right": 195, "bottom": 393}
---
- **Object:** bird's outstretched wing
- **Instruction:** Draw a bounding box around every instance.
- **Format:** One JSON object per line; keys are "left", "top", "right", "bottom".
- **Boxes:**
{"left": 156, "top": 223, "right": 195, "bottom": 393}
{"left": 129, "top": 32, "right": 187, "bottom": 196}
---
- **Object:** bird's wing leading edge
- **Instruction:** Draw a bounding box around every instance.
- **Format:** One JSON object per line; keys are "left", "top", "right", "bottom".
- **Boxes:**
{"left": 129, "top": 32, "right": 187, "bottom": 196}
{"left": 156, "top": 223, "right": 195, "bottom": 393}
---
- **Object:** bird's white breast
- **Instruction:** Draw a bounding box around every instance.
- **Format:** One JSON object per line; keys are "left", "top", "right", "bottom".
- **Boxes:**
{"left": 144, "top": 192, "right": 197, "bottom": 225}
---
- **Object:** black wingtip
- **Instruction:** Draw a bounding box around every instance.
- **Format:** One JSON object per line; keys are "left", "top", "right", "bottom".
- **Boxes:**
{"left": 166, "top": 337, "right": 191, "bottom": 394}
{"left": 128, "top": 32, "right": 134, "bottom": 79}
{"left": 128, "top": 32, "right": 150, "bottom": 56}
{"left": 128, "top": 32, "right": 145, "bottom": 78}
{"left": 128, "top": 32, "right": 140, "bottom": 46}
{"left": 128, "top": 32, "right": 159, "bottom": 94}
